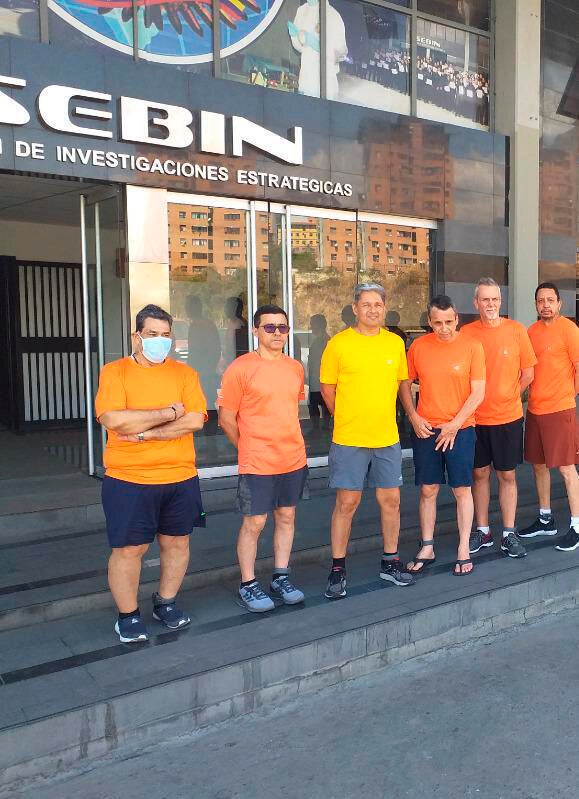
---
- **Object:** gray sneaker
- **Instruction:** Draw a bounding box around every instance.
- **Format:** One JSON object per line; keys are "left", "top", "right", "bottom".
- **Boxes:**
{"left": 500, "top": 532, "right": 527, "bottom": 558}
{"left": 270, "top": 572, "right": 305, "bottom": 605}
{"left": 238, "top": 581, "right": 275, "bottom": 613}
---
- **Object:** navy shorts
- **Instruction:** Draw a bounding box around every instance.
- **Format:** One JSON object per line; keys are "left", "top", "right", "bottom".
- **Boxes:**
{"left": 102, "top": 476, "right": 206, "bottom": 548}
{"left": 328, "top": 442, "right": 403, "bottom": 490}
{"left": 412, "top": 427, "right": 476, "bottom": 488}
{"left": 237, "top": 466, "right": 308, "bottom": 516}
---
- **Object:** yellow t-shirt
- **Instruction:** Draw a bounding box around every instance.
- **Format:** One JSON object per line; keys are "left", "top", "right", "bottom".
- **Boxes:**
{"left": 320, "top": 327, "right": 408, "bottom": 447}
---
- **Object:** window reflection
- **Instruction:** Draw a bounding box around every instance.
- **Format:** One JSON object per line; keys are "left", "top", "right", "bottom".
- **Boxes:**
{"left": 416, "top": 18, "right": 490, "bottom": 129}
{"left": 331, "top": 0, "right": 410, "bottom": 112}
{"left": 417, "top": 0, "right": 489, "bottom": 31}
{"left": 0, "top": 0, "right": 39, "bottom": 39}
{"left": 221, "top": 0, "right": 321, "bottom": 96}
{"left": 168, "top": 203, "right": 249, "bottom": 467}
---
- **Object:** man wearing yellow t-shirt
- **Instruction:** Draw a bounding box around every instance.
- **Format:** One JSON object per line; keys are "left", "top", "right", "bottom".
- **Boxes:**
{"left": 320, "top": 283, "right": 415, "bottom": 599}
{"left": 96, "top": 305, "right": 207, "bottom": 643}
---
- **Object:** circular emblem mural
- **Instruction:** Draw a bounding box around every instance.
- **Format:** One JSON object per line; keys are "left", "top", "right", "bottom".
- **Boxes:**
{"left": 48, "top": 0, "right": 284, "bottom": 64}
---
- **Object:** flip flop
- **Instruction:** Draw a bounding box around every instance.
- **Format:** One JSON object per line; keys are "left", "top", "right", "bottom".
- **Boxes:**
{"left": 453, "top": 558, "right": 474, "bottom": 576}
{"left": 408, "top": 538, "right": 436, "bottom": 574}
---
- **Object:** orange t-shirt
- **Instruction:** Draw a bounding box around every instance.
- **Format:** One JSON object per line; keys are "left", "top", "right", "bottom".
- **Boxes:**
{"left": 95, "top": 357, "right": 207, "bottom": 484}
{"left": 461, "top": 319, "right": 537, "bottom": 425}
{"left": 527, "top": 316, "right": 579, "bottom": 415}
{"left": 407, "top": 331, "right": 486, "bottom": 428}
{"left": 217, "top": 352, "right": 307, "bottom": 475}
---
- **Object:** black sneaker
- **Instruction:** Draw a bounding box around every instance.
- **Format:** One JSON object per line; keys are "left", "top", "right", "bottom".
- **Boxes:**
{"left": 518, "top": 516, "right": 557, "bottom": 538}
{"left": 555, "top": 527, "right": 579, "bottom": 552}
{"left": 114, "top": 614, "right": 149, "bottom": 643}
{"left": 469, "top": 529, "right": 494, "bottom": 554}
{"left": 325, "top": 567, "right": 347, "bottom": 600}
{"left": 152, "top": 594, "right": 191, "bottom": 629}
{"left": 379, "top": 558, "right": 415, "bottom": 586}
{"left": 500, "top": 532, "right": 527, "bottom": 558}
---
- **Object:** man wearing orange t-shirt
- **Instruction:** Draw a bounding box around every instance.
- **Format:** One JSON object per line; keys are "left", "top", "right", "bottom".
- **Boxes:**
{"left": 96, "top": 305, "right": 207, "bottom": 643}
{"left": 218, "top": 305, "right": 308, "bottom": 613}
{"left": 520, "top": 283, "right": 579, "bottom": 552}
{"left": 462, "top": 278, "right": 536, "bottom": 559}
{"left": 399, "top": 295, "right": 486, "bottom": 576}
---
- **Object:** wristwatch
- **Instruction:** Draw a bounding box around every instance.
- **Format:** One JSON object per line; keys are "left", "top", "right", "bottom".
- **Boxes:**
{"left": 137, "top": 432, "right": 145, "bottom": 442}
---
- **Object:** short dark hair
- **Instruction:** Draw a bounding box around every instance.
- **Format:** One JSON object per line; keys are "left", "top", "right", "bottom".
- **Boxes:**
{"left": 135, "top": 304, "right": 173, "bottom": 332}
{"left": 535, "top": 282, "right": 560, "bottom": 301}
{"left": 253, "top": 304, "right": 288, "bottom": 327}
{"left": 427, "top": 294, "right": 457, "bottom": 317}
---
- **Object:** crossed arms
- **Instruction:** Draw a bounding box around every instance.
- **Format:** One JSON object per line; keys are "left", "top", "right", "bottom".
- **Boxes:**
{"left": 98, "top": 402, "right": 205, "bottom": 442}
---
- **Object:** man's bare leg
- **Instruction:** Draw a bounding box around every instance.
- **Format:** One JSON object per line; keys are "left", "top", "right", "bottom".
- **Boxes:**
{"left": 330, "top": 489, "right": 362, "bottom": 557}
{"left": 108, "top": 543, "right": 149, "bottom": 613}
{"left": 496, "top": 470, "right": 517, "bottom": 529}
{"left": 376, "top": 487, "right": 400, "bottom": 553}
{"left": 532, "top": 463, "right": 551, "bottom": 509}
{"left": 472, "top": 465, "right": 491, "bottom": 528}
{"left": 407, "top": 484, "right": 438, "bottom": 571}
{"left": 559, "top": 465, "right": 579, "bottom": 517}
{"left": 158, "top": 534, "right": 190, "bottom": 599}
{"left": 453, "top": 486, "right": 474, "bottom": 574}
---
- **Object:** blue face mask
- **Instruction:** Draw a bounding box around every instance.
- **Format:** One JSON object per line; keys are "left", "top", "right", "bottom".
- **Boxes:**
{"left": 139, "top": 334, "right": 172, "bottom": 364}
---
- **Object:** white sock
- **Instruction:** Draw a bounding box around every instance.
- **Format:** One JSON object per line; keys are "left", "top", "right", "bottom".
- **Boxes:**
{"left": 477, "top": 526, "right": 490, "bottom": 534}
{"left": 539, "top": 508, "right": 552, "bottom": 520}
{"left": 503, "top": 527, "right": 516, "bottom": 539}
{"left": 571, "top": 517, "right": 579, "bottom": 532}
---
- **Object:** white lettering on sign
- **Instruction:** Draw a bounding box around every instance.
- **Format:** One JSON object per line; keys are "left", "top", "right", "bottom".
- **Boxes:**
{"left": 0, "top": 74, "right": 304, "bottom": 165}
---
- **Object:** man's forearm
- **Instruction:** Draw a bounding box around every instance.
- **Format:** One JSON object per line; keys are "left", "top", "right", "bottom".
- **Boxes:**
{"left": 398, "top": 381, "right": 417, "bottom": 420}
{"left": 220, "top": 422, "right": 239, "bottom": 448}
{"left": 451, "top": 391, "right": 483, "bottom": 429}
{"left": 101, "top": 407, "right": 175, "bottom": 435}
{"left": 144, "top": 414, "right": 204, "bottom": 441}
{"left": 320, "top": 385, "right": 336, "bottom": 415}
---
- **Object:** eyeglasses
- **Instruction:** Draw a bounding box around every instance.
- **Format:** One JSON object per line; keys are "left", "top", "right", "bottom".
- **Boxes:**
{"left": 260, "top": 324, "right": 290, "bottom": 334}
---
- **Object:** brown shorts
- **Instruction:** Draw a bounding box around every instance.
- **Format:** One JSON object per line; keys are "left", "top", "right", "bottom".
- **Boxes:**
{"left": 524, "top": 408, "right": 579, "bottom": 468}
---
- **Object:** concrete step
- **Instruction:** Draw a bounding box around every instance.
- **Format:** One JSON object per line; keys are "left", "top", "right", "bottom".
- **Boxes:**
{"left": 0, "top": 468, "right": 333, "bottom": 542}
{"left": 0, "top": 477, "right": 563, "bottom": 633}
{"left": 1, "top": 537, "right": 578, "bottom": 792}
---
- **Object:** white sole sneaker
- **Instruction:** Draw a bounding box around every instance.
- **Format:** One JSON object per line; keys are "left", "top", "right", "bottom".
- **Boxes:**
{"left": 114, "top": 621, "right": 148, "bottom": 643}
{"left": 519, "top": 528, "right": 557, "bottom": 538}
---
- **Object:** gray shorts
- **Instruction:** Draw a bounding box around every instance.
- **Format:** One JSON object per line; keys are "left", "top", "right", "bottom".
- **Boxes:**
{"left": 328, "top": 443, "right": 403, "bottom": 490}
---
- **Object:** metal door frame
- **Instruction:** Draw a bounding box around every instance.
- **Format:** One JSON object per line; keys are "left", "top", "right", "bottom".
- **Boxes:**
{"left": 80, "top": 186, "right": 125, "bottom": 476}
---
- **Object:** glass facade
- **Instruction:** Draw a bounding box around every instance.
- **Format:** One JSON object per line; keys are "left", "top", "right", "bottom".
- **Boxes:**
{"left": 332, "top": 0, "right": 410, "bottom": 112}
{"left": 14, "top": 0, "right": 491, "bottom": 129}
{"left": 167, "top": 196, "right": 435, "bottom": 464}
{"left": 416, "top": 19, "right": 489, "bottom": 129}
{"left": 221, "top": 0, "right": 319, "bottom": 95}
{"left": 539, "top": 0, "right": 578, "bottom": 319}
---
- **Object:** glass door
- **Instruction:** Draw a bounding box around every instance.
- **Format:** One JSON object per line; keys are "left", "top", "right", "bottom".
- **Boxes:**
{"left": 80, "top": 188, "right": 128, "bottom": 477}
{"left": 288, "top": 206, "right": 358, "bottom": 458}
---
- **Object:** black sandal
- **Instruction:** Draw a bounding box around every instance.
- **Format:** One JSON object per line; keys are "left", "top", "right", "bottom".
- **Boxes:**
{"left": 408, "top": 539, "right": 436, "bottom": 574}
{"left": 453, "top": 558, "right": 474, "bottom": 576}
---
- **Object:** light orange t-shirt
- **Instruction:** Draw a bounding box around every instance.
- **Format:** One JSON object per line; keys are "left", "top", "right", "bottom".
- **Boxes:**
{"left": 95, "top": 357, "right": 207, "bottom": 484}
{"left": 407, "top": 331, "right": 486, "bottom": 428}
{"left": 461, "top": 318, "right": 537, "bottom": 425}
{"left": 527, "top": 316, "right": 579, "bottom": 415}
{"left": 217, "top": 352, "right": 306, "bottom": 476}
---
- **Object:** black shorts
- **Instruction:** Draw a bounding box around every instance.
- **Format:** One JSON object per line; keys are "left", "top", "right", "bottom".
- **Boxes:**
{"left": 102, "top": 476, "right": 206, "bottom": 548}
{"left": 474, "top": 417, "right": 523, "bottom": 471}
{"left": 237, "top": 466, "right": 309, "bottom": 516}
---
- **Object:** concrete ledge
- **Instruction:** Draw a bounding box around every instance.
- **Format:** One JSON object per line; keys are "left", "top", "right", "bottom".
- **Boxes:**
{"left": 2, "top": 564, "right": 578, "bottom": 791}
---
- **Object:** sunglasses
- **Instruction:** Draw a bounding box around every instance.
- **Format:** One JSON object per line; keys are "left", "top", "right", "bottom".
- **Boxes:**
{"left": 260, "top": 323, "right": 290, "bottom": 334}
